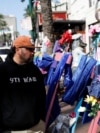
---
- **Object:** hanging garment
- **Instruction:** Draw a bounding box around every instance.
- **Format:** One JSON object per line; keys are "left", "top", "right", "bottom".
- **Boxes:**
{"left": 46, "top": 52, "right": 72, "bottom": 130}
{"left": 53, "top": 40, "right": 63, "bottom": 53}
{"left": 81, "top": 64, "right": 100, "bottom": 124}
{"left": 62, "top": 55, "right": 97, "bottom": 105}
{"left": 45, "top": 60, "right": 58, "bottom": 86}
{"left": 77, "top": 57, "right": 97, "bottom": 98}
{"left": 88, "top": 75, "right": 100, "bottom": 99}
{"left": 34, "top": 53, "right": 53, "bottom": 69}
{"left": 34, "top": 53, "right": 54, "bottom": 84}
{"left": 63, "top": 63, "right": 73, "bottom": 87}
{"left": 45, "top": 52, "right": 72, "bottom": 86}
{"left": 62, "top": 55, "right": 88, "bottom": 104}
{"left": 45, "top": 52, "right": 63, "bottom": 86}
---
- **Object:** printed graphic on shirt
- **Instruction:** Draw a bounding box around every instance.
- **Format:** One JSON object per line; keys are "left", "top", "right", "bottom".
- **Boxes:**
{"left": 10, "top": 77, "right": 37, "bottom": 83}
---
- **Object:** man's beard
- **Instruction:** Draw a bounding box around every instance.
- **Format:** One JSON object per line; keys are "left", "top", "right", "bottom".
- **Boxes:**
{"left": 25, "top": 57, "right": 33, "bottom": 63}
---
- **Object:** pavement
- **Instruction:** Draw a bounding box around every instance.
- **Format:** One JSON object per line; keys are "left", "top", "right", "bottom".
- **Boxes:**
{"left": 61, "top": 103, "right": 90, "bottom": 133}
{"left": 60, "top": 102, "right": 100, "bottom": 133}
{"left": 46, "top": 100, "right": 100, "bottom": 133}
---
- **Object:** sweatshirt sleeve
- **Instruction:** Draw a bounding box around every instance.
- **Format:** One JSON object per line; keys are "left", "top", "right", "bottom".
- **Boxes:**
{"left": 40, "top": 73, "right": 46, "bottom": 121}
{"left": 36, "top": 67, "right": 46, "bottom": 122}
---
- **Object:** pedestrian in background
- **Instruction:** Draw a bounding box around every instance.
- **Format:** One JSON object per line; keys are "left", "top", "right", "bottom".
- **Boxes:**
{"left": 72, "top": 40, "right": 87, "bottom": 73}
{"left": 0, "top": 36, "right": 46, "bottom": 133}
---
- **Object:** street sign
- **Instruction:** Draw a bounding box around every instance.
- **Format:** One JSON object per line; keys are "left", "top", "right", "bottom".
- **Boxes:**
{"left": 20, "top": 17, "right": 32, "bottom": 31}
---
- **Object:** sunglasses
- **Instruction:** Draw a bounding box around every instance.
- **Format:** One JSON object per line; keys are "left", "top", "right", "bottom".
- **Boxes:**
{"left": 20, "top": 47, "right": 35, "bottom": 52}
{"left": 25, "top": 47, "right": 35, "bottom": 52}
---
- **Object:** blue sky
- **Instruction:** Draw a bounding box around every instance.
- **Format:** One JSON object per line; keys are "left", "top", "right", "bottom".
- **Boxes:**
{"left": 0, "top": 0, "right": 29, "bottom": 35}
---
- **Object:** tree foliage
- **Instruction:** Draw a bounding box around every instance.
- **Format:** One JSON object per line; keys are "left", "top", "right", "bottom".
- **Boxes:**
{"left": 0, "top": 14, "right": 7, "bottom": 30}
{"left": 22, "top": 0, "right": 54, "bottom": 54}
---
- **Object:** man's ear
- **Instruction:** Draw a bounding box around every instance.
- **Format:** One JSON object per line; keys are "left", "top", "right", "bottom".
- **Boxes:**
{"left": 16, "top": 47, "right": 20, "bottom": 52}
{"left": 14, "top": 48, "right": 21, "bottom": 55}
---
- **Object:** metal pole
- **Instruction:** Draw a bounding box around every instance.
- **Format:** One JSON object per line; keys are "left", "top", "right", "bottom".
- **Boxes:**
{"left": 29, "top": 0, "right": 34, "bottom": 40}
{"left": 29, "top": 0, "right": 36, "bottom": 41}
{"left": 21, "top": 0, "right": 36, "bottom": 41}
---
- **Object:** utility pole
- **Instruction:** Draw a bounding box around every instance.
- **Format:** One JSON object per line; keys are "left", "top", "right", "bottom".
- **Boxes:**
{"left": 21, "top": 0, "right": 37, "bottom": 41}
{"left": 29, "top": 0, "right": 37, "bottom": 41}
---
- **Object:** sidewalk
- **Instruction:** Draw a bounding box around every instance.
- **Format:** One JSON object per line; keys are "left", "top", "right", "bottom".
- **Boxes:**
{"left": 61, "top": 102, "right": 100, "bottom": 133}
{"left": 47, "top": 96, "right": 100, "bottom": 133}
{"left": 47, "top": 101, "right": 100, "bottom": 133}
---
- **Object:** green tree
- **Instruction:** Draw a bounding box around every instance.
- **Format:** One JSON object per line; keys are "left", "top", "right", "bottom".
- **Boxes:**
{"left": 0, "top": 14, "right": 8, "bottom": 44}
{"left": 23, "top": 5, "right": 33, "bottom": 17}
{"left": 23, "top": 4, "right": 37, "bottom": 41}
{"left": 21, "top": 0, "right": 54, "bottom": 54}
{"left": 0, "top": 14, "right": 7, "bottom": 30}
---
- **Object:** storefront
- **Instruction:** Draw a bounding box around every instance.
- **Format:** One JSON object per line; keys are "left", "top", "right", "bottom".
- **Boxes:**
{"left": 52, "top": 20, "right": 85, "bottom": 34}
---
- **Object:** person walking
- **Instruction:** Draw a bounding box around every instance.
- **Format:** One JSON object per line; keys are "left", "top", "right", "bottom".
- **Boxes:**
{"left": 0, "top": 36, "right": 46, "bottom": 133}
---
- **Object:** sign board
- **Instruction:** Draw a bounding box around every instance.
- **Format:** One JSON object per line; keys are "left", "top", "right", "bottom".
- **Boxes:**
{"left": 38, "top": 12, "right": 67, "bottom": 25}
{"left": 20, "top": 17, "right": 32, "bottom": 31}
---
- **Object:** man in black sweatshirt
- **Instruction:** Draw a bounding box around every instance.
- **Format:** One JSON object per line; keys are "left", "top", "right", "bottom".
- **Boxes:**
{"left": 0, "top": 36, "right": 46, "bottom": 133}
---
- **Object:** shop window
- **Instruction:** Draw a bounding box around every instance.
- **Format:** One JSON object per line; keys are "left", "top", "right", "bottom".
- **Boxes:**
{"left": 89, "top": 0, "right": 92, "bottom": 7}
{"left": 89, "top": 0, "right": 96, "bottom": 7}
{"left": 95, "top": 0, "right": 100, "bottom": 21}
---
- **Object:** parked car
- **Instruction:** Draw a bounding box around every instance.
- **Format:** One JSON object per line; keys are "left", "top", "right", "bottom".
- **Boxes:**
{"left": 0, "top": 46, "right": 11, "bottom": 61}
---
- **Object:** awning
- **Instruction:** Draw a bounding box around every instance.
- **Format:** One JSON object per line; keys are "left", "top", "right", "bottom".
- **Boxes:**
{"left": 39, "top": 20, "right": 85, "bottom": 33}
{"left": 53, "top": 20, "right": 85, "bottom": 33}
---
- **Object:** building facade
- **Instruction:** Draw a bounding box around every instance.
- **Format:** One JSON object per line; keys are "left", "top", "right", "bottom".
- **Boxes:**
{"left": 4, "top": 15, "right": 17, "bottom": 41}
{"left": 67, "top": 0, "right": 100, "bottom": 53}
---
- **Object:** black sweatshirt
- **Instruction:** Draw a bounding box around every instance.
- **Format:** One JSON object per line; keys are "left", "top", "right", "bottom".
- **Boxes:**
{"left": 0, "top": 54, "right": 46, "bottom": 131}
